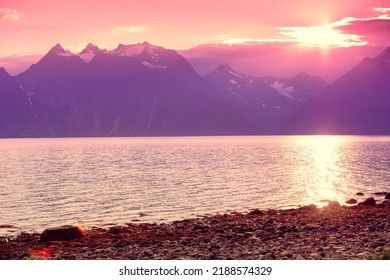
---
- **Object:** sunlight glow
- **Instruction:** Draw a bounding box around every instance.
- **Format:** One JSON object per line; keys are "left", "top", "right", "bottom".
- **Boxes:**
{"left": 279, "top": 23, "right": 366, "bottom": 48}
{"left": 299, "top": 136, "right": 346, "bottom": 205}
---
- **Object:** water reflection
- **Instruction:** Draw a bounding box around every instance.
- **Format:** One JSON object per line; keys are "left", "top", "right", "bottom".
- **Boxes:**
{"left": 293, "top": 136, "right": 346, "bottom": 206}
{"left": 0, "top": 136, "right": 390, "bottom": 234}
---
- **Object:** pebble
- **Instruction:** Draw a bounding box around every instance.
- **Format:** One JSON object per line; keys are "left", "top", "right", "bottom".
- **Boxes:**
{"left": 1, "top": 200, "right": 389, "bottom": 260}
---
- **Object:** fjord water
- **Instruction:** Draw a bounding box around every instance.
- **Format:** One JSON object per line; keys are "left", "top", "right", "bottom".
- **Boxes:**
{"left": 1, "top": 136, "right": 390, "bottom": 235}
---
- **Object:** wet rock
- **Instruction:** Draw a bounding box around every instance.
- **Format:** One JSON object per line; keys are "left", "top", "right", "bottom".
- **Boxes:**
{"left": 326, "top": 201, "right": 340, "bottom": 208}
{"left": 346, "top": 199, "right": 357, "bottom": 204}
{"left": 358, "top": 197, "right": 376, "bottom": 206}
{"left": 108, "top": 226, "right": 124, "bottom": 234}
{"left": 248, "top": 209, "right": 264, "bottom": 216}
{"left": 298, "top": 204, "right": 317, "bottom": 211}
{"left": 373, "top": 192, "right": 388, "bottom": 196}
{"left": 41, "top": 226, "right": 83, "bottom": 242}
{"left": 356, "top": 192, "right": 364, "bottom": 196}
{"left": 385, "top": 193, "right": 390, "bottom": 200}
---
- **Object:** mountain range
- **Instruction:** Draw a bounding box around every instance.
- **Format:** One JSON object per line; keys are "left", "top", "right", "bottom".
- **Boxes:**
{"left": 0, "top": 42, "right": 389, "bottom": 137}
{"left": 288, "top": 46, "right": 390, "bottom": 134}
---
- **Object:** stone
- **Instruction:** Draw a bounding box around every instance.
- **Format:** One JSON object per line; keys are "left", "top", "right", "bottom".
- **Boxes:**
{"left": 358, "top": 197, "right": 376, "bottom": 206}
{"left": 108, "top": 226, "right": 124, "bottom": 234}
{"left": 298, "top": 204, "right": 317, "bottom": 211}
{"left": 40, "top": 226, "right": 83, "bottom": 242}
{"left": 356, "top": 192, "right": 364, "bottom": 196}
{"left": 294, "top": 254, "right": 305, "bottom": 260}
{"left": 326, "top": 201, "right": 340, "bottom": 208}
{"left": 385, "top": 193, "right": 390, "bottom": 200}
{"left": 373, "top": 192, "right": 388, "bottom": 195}
{"left": 248, "top": 209, "right": 264, "bottom": 216}
{"left": 346, "top": 198, "right": 357, "bottom": 204}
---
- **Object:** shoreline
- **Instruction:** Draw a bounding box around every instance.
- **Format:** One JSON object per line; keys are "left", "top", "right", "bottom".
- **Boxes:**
{"left": 1, "top": 200, "right": 389, "bottom": 260}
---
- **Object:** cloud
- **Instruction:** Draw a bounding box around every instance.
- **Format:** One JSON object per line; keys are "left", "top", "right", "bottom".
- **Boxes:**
{"left": 217, "top": 34, "right": 293, "bottom": 45}
{"left": 278, "top": 24, "right": 367, "bottom": 47}
{"left": 215, "top": 7, "right": 390, "bottom": 48}
{"left": 334, "top": 8, "right": 390, "bottom": 46}
{"left": 0, "top": 8, "right": 23, "bottom": 21}
{"left": 114, "top": 26, "right": 144, "bottom": 33}
{"left": 274, "top": 7, "right": 390, "bottom": 47}
{"left": 373, "top": 7, "right": 390, "bottom": 13}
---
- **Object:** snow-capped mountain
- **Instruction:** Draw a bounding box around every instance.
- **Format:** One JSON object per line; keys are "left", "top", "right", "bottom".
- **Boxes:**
{"left": 289, "top": 46, "right": 390, "bottom": 134}
{"left": 50, "top": 41, "right": 177, "bottom": 68}
{"left": 2, "top": 43, "right": 390, "bottom": 137}
{"left": 204, "top": 64, "right": 326, "bottom": 130}
{"left": 263, "top": 72, "right": 328, "bottom": 102}
{"left": 14, "top": 43, "right": 251, "bottom": 137}
{"left": 204, "top": 63, "right": 249, "bottom": 94}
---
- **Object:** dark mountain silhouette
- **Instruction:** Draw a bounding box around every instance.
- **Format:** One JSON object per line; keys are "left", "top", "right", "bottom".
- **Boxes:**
{"left": 288, "top": 47, "right": 390, "bottom": 134}
{"left": 15, "top": 43, "right": 251, "bottom": 137}
{"left": 0, "top": 68, "right": 39, "bottom": 137}
{"left": 2, "top": 43, "right": 390, "bottom": 137}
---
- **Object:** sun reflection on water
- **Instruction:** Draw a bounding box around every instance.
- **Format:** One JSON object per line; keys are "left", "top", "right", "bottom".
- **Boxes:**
{"left": 292, "top": 136, "right": 347, "bottom": 207}
{"left": 1, "top": 136, "right": 390, "bottom": 234}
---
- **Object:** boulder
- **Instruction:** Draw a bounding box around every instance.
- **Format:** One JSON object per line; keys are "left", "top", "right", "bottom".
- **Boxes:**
{"left": 345, "top": 198, "right": 357, "bottom": 204}
{"left": 326, "top": 201, "right": 340, "bottom": 208}
{"left": 356, "top": 192, "right": 364, "bottom": 196}
{"left": 385, "top": 193, "right": 390, "bottom": 200}
{"left": 358, "top": 197, "right": 376, "bottom": 206}
{"left": 40, "top": 226, "right": 83, "bottom": 242}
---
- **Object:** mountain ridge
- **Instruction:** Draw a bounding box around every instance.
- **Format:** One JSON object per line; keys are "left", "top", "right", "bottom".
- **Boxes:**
{"left": 1, "top": 43, "right": 390, "bottom": 137}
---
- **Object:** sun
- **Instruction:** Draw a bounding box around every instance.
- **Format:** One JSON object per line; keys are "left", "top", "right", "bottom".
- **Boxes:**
{"left": 279, "top": 23, "right": 366, "bottom": 48}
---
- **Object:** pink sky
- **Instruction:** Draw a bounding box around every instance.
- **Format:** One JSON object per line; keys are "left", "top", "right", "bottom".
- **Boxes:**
{"left": 1, "top": 0, "right": 390, "bottom": 79}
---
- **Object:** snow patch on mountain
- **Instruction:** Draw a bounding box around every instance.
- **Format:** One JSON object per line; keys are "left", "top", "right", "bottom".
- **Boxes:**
{"left": 141, "top": 61, "right": 167, "bottom": 69}
{"left": 113, "top": 44, "right": 145, "bottom": 57}
{"left": 269, "top": 81, "right": 295, "bottom": 99}
{"left": 57, "top": 50, "right": 75, "bottom": 57}
{"left": 78, "top": 50, "right": 95, "bottom": 63}
{"left": 228, "top": 70, "right": 244, "bottom": 79}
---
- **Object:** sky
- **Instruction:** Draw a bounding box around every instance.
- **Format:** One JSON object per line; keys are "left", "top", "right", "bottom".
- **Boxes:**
{"left": 1, "top": 0, "right": 390, "bottom": 80}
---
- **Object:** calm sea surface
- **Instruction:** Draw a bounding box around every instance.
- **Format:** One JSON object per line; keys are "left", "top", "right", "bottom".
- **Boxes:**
{"left": 1, "top": 136, "right": 390, "bottom": 235}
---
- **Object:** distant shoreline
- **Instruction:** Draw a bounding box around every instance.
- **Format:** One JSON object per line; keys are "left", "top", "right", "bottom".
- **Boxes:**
{"left": 1, "top": 200, "right": 389, "bottom": 260}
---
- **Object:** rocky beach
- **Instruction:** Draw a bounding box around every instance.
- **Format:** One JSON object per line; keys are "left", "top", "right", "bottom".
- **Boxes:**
{"left": 1, "top": 198, "right": 389, "bottom": 260}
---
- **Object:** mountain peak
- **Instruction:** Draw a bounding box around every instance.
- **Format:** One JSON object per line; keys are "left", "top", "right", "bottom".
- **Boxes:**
{"left": 49, "top": 43, "right": 66, "bottom": 54}
{"left": 86, "top": 43, "right": 99, "bottom": 51}
{"left": 80, "top": 43, "right": 102, "bottom": 54}
{"left": 112, "top": 43, "right": 148, "bottom": 57}
{"left": 212, "top": 63, "right": 247, "bottom": 80}
{"left": 215, "top": 63, "right": 235, "bottom": 73}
